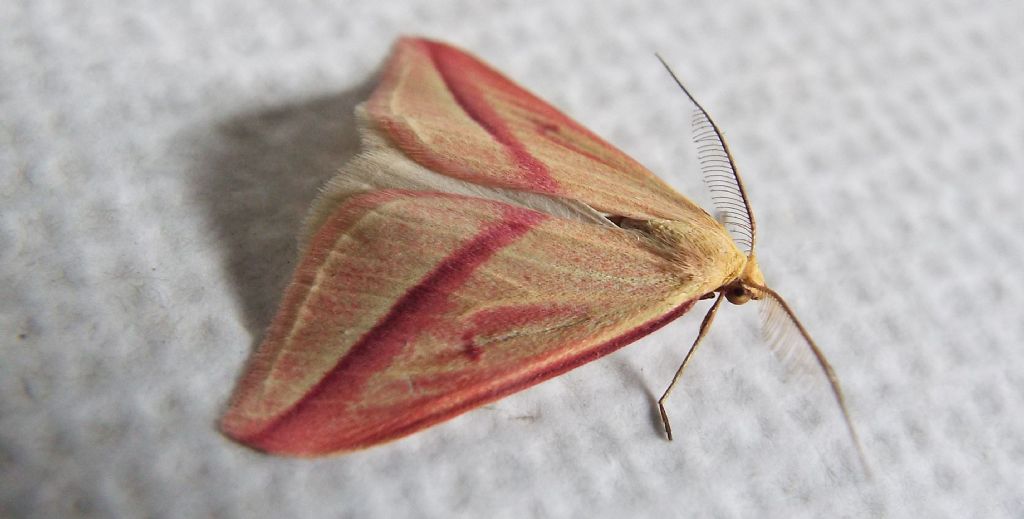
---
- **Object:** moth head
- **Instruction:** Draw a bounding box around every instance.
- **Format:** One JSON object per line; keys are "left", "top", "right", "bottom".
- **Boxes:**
{"left": 724, "top": 254, "right": 766, "bottom": 305}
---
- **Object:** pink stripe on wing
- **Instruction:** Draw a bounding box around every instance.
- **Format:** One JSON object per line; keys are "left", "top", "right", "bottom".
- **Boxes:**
{"left": 242, "top": 203, "right": 547, "bottom": 453}
{"left": 427, "top": 41, "right": 561, "bottom": 194}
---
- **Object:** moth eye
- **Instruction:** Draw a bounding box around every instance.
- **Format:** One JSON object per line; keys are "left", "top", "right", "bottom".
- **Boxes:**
{"left": 725, "top": 287, "right": 751, "bottom": 305}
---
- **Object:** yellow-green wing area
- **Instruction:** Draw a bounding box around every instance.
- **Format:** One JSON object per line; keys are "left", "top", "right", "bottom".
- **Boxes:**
{"left": 221, "top": 190, "right": 728, "bottom": 456}
{"left": 367, "top": 37, "right": 708, "bottom": 222}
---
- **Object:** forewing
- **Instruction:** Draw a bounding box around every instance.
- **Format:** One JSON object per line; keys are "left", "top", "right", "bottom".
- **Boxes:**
{"left": 221, "top": 190, "right": 719, "bottom": 456}
{"left": 366, "top": 37, "right": 707, "bottom": 222}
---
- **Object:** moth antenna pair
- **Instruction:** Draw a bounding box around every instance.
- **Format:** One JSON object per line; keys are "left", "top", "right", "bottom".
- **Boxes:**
{"left": 654, "top": 55, "right": 869, "bottom": 474}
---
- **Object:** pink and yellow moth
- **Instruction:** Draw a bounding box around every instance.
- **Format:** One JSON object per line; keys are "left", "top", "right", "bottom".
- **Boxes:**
{"left": 220, "top": 37, "right": 863, "bottom": 461}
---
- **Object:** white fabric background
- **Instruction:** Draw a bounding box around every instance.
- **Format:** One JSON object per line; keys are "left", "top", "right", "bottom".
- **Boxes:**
{"left": 3, "top": 1, "right": 1022, "bottom": 517}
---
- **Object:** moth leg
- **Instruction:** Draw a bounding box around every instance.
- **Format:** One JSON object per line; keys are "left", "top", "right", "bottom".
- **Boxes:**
{"left": 657, "top": 292, "right": 726, "bottom": 440}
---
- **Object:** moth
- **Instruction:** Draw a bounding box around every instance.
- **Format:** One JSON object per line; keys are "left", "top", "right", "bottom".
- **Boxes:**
{"left": 221, "top": 37, "right": 863, "bottom": 462}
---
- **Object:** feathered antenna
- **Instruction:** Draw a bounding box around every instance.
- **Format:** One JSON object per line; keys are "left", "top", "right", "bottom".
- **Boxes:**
{"left": 655, "top": 54, "right": 756, "bottom": 253}
{"left": 755, "top": 284, "right": 871, "bottom": 475}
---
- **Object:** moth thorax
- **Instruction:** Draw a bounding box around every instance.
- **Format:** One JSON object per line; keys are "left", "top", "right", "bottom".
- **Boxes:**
{"left": 626, "top": 218, "right": 744, "bottom": 276}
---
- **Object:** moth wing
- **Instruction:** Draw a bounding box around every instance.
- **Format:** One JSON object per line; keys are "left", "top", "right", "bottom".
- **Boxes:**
{"left": 302, "top": 113, "right": 611, "bottom": 245}
{"left": 366, "top": 37, "right": 708, "bottom": 222}
{"left": 221, "top": 190, "right": 735, "bottom": 456}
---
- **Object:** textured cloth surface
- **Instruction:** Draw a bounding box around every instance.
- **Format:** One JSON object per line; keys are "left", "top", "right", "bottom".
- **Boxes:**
{"left": 2, "top": 1, "right": 1022, "bottom": 517}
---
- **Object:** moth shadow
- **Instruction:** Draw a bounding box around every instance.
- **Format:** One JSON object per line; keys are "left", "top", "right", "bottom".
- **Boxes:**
{"left": 191, "top": 78, "right": 375, "bottom": 341}
{"left": 609, "top": 359, "right": 667, "bottom": 438}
